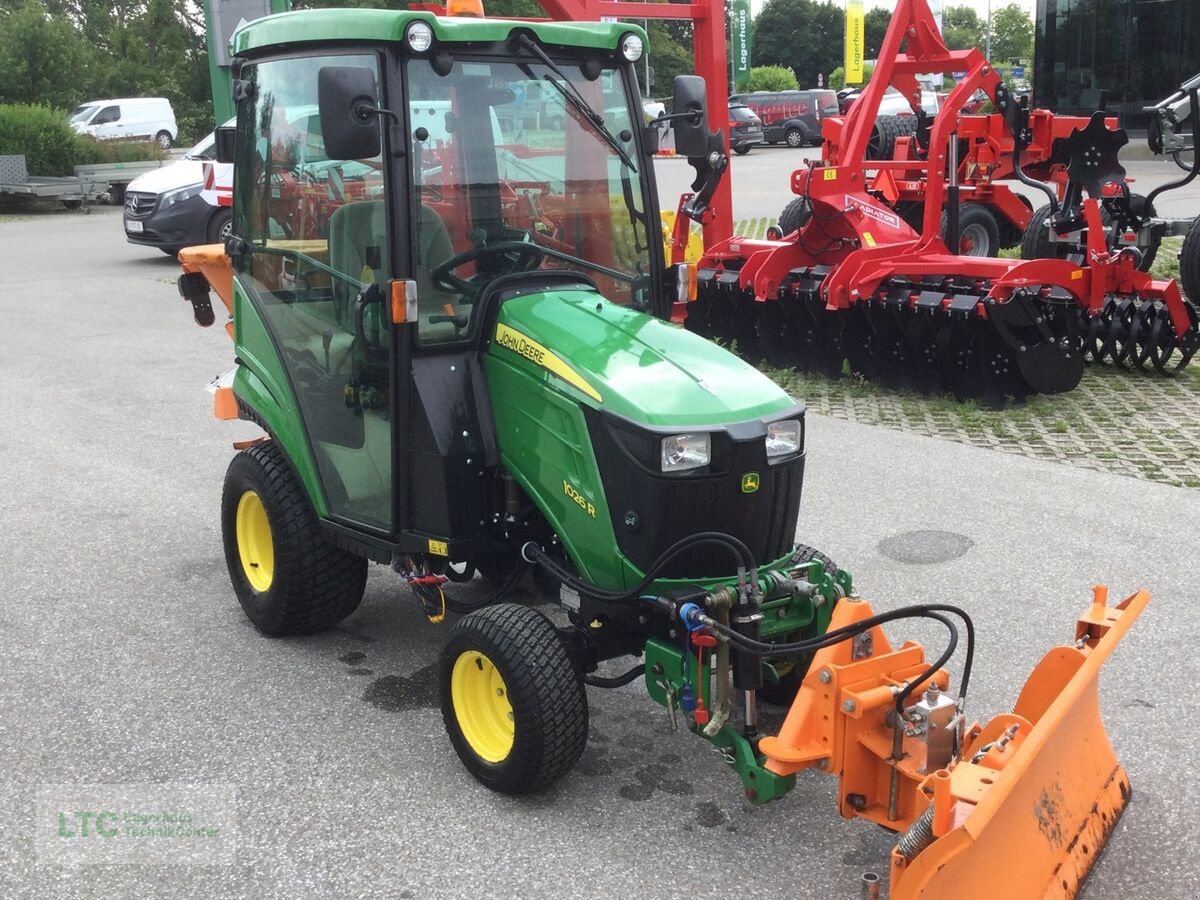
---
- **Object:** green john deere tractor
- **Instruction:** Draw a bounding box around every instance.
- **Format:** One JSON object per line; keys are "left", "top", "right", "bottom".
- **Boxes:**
{"left": 179, "top": 8, "right": 843, "bottom": 798}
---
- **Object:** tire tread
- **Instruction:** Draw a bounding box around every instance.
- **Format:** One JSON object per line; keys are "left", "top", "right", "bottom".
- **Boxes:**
{"left": 223, "top": 442, "right": 366, "bottom": 635}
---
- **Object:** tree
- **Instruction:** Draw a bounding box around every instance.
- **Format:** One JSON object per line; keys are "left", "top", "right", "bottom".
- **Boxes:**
{"left": 0, "top": 1, "right": 87, "bottom": 107}
{"left": 746, "top": 65, "right": 799, "bottom": 92}
{"left": 989, "top": 3, "right": 1033, "bottom": 63}
{"left": 752, "top": 0, "right": 844, "bottom": 89}
{"left": 828, "top": 62, "right": 873, "bottom": 91}
{"left": 942, "top": 5, "right": 985, "bottom": 52}
{"left": 864, "top": 8, "right": 891, "bottom": 59}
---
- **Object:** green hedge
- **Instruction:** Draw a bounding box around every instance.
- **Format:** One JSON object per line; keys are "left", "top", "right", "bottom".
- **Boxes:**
{"left": 0, "top": 103, "right": 164, "bottom": 176}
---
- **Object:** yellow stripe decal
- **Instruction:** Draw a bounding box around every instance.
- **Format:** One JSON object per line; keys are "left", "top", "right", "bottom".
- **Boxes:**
{"left": 494, "top": 323, "right": 603, "bottom": 403}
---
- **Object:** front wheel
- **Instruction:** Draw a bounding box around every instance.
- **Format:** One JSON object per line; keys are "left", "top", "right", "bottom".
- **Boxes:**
{"left": 785, "top": 128, "right": 805, "bottom": 149}
{"left": 222, "top": 442, "right": 367, "bottom": 636}
{"left": 440, "top": 604, "right": 588, "bottom": 794}
{"left": 207, "top": 208, "right": 233, "bottom": 244}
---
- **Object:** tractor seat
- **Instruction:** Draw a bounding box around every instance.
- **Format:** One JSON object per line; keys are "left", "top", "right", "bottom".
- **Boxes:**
{"left": 327, "top": 199, "right": 457, "bottom": 340}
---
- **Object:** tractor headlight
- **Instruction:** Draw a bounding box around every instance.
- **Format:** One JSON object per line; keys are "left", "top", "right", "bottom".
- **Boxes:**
{"left": 661, "top": 432, "right": 710, "bottom": 473}
{"left": 620, "top": 33, "right": 644, "bottom": 62}
{"left": 765, "top": 419, "right": 802, "bottom": 460}
{"left": 159, "top": 183, "right": 203, "bottom": 209}
{"left": 406, "top": 22, "right": 434, "bottom": 52}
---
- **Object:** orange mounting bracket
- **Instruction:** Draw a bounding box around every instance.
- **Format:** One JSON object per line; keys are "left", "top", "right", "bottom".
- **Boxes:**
{"left": 758, "top": 585, "right": 1149, "bottom": 899}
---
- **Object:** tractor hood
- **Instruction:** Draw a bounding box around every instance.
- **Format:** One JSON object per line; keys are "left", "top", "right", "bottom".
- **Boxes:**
{"left": 488, "top": 288, "right": 798, "bottom": 427}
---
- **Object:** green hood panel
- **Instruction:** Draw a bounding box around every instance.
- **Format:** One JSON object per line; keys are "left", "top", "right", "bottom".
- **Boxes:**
{"left": 490, "top": 290, "right": 798, "bottom": 427}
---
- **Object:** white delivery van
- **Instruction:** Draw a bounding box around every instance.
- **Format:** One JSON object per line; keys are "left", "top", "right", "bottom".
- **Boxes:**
{"left": 69, "top": 98, "right": 178, "bottom": 149}
{"left": 123, "top": 122, "right": 234, "bottom": 255}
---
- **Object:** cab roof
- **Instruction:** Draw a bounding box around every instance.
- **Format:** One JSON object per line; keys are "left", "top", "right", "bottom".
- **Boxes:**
{"left": 231, "top": 9, "right": 643, "bottom": 56}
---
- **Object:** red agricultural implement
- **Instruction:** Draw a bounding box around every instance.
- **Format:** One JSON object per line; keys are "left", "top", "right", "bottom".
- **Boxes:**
{"left": 679, "top": 0, "right": 1200, "bottom": 400}
{"left": 819, "top": 101, "right": 1110, "bottom": 258}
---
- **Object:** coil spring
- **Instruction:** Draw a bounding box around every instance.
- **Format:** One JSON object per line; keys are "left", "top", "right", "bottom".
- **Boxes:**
{"left": 895, "top": 805, "right": 936, "bottom": 861}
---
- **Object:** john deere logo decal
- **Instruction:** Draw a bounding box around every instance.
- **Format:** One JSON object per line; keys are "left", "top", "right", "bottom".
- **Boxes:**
{"left": 741, "top": 472, "right": 760, "bottom": 493}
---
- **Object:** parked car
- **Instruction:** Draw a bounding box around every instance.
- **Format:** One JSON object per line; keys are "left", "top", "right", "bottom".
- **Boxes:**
{"left": 68, "top": 97, "right": 178, "bottom": 149}
{"left": 728, "top": 103, "right": 765, "bottom": 154}
{"left": 123, "top": 122, "right": 233, "bottom": 255}
{"left": 727, "top": 89, "right": 839, "bottom": 147}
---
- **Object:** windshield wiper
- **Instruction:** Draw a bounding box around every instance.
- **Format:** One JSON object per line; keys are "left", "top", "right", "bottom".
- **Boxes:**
{"left": 513, "top": 34, "right": 638, "bottom": 174}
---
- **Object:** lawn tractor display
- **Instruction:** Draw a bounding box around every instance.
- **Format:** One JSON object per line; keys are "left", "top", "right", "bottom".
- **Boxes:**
{"left": 175, "top": 8, "right": 1147, "bottom": 897}
{"left": 683, "top": 0, "right": 1200, "bottom": 400}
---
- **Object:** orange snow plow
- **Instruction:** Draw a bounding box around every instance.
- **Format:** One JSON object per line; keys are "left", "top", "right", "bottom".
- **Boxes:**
{"left": 759, "top": 586, "right": 1147, "bottom": 898}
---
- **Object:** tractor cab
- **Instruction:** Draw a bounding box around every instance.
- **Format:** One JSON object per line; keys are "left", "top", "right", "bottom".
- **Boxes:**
{"left": 216, "top": 12, "right": 690, "bottom": 556}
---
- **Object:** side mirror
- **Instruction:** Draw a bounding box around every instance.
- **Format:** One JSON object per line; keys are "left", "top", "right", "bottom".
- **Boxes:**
{"left": 642, "top": 123, "right": 660, "bottom": 155}
{"left": 215, "top": 126, "right": 236, "bottom": 164}
{"left": 318, "top": 65, "right": 382, "bottom": 160}
{"left": 671, "top": 75, "right": 709, "bottom": 158}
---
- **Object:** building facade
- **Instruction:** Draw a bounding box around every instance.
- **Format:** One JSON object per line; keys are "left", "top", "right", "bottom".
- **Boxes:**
{"left": 1034, "top": 0, "right": 1199, "bottom": 127}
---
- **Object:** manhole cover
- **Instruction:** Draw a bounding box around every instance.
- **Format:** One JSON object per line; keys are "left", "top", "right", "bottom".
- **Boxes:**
{"left": 877, "top": 530, "right": 974, "bottom": 564}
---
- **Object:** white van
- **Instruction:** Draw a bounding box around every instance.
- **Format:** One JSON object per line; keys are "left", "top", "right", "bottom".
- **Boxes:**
{"left": 69, "top": 98, "right": 178, "bottom": 149}
{"left": 123, "top": 122, "right": 234, "bottom": 255}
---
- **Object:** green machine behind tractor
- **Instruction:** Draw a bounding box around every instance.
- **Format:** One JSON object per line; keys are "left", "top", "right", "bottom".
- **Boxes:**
{"left": 176, "top": 8, "right": 1149, "bottom": 896}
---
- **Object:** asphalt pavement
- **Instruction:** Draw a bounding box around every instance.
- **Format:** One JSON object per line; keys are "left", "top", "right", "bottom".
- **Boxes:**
{"left": 0, "top": 199, "right": 1197, "bottom": 899}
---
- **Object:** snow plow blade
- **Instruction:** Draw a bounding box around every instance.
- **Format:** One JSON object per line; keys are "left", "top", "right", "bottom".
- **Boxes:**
{"left": 890, "top": 587, "right": 1148, "bottom": 899}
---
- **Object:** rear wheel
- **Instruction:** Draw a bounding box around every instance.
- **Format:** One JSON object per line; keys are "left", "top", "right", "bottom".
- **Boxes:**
{"left": 1181, "top": 216, "right": 1200, "bottom": 302}
{"left": 943, "top": 203, "right": 1000, "bottom": 257}
{"left": 155, "top": 130, "right": 173, "bottom": 150}
{"left": 1020, "top": 203, "right": 1060, "bottom": 261}
{"left": 440, "top": 603, "right": 588, "bottom": 794}
{"left": 222, "top": 442, "right": 367, "bottom": 635}
{"left": 778, "top": 197, "right": 812, "bottom": 235}
{"left": 785, "top": 128, "right": 806, "bottom": 149}
{"left": 866, "top": 115, "right": 917, "bottom": 161}
{"left": 734, "top": 144, "right": 752, "bottom": 155}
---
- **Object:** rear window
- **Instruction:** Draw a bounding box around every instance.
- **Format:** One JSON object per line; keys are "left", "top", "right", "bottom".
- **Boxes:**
{"left": 729, "top": 105, "right": 758, "bottom": 122}
{"left": 812, "top": 90, "right": 838, "bottom": 110}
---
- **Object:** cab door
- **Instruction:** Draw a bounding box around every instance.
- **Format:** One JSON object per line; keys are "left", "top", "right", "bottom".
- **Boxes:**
{"left": 232, "top": 52, "right": 396, "bottom": 533}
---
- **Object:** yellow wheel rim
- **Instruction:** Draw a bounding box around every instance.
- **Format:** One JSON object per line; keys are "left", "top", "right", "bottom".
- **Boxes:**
{"left": 451, "top": 650, "right": 514, "bottom": 763}
{"left": 235, "top": 491, "right": 275, "bottom": 593}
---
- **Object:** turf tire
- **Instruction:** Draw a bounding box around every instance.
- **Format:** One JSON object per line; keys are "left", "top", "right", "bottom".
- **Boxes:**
{"left": 441, "top": 603, "right": 588, "bottom": 794}
{"left": 221, "top": 441, "right": 367, "bottom": 636}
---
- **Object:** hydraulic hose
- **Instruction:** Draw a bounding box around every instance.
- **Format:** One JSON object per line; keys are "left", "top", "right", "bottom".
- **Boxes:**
{"left": 444, "top": 556, "right": 529, "bottom": 614}
{"left": 696, "top": 603, "right": 974, "bottom": 713}
{"left": 523, "top": 531, "right": 756, "bottom": 604}
{"left": 584, "top": 664, "right": 645, "bottom": 688}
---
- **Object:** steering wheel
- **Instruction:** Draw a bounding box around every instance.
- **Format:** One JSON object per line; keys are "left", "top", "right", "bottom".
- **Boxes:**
{"left": 431, "top": 239, "right": 548, "bottom": 295}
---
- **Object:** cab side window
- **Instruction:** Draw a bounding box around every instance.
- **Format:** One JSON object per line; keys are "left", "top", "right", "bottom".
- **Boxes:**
{"left": 94, "top": 105, "right": 120, "bottom": 124}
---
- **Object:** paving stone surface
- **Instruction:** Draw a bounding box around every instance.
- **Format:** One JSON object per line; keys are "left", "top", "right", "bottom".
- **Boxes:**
{"left": 772, "top": 364, "right": 1200, "bottom": 490}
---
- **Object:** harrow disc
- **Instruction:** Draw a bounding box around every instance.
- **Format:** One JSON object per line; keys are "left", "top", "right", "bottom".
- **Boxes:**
{"left": 1083, "top": 295, "right": 1200, "bottom": 376}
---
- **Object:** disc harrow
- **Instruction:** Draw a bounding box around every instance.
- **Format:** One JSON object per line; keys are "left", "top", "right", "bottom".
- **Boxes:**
{"left": 1082, "top": 294, "right": 1200, "bottom": 374}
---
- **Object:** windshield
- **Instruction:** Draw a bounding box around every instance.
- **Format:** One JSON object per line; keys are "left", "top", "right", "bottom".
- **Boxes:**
{"left": 68, "top": 105, "right": 97, "bottom": 124}
{"left": 407, "top": 55, "right": 654, "bottom": 345}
